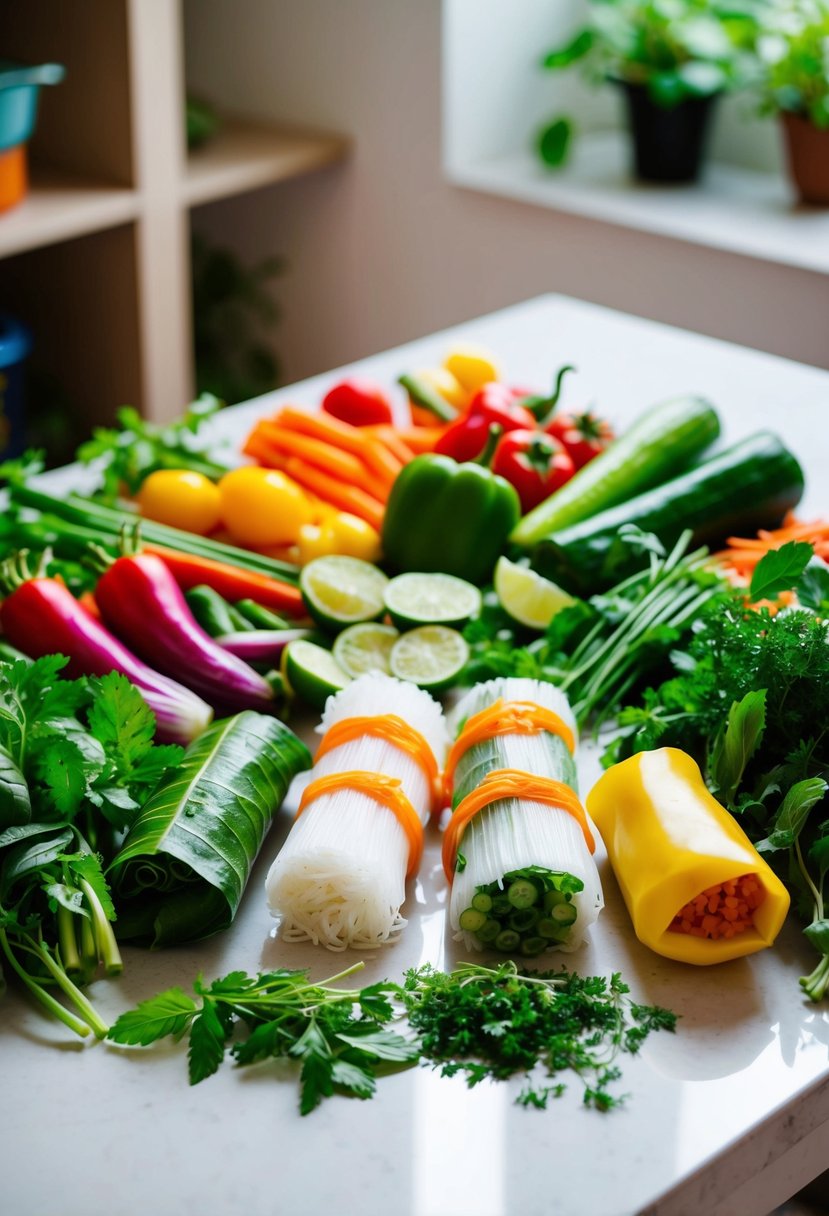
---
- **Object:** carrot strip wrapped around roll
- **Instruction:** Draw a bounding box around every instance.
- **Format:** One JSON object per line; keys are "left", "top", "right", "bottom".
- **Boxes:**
{"left": 445, "top": 678, "right": 603, "bottom": 959}
{"left": 265, "top": 673, "right": 447, "bottom": 951}
{"left": 586, "top": 748, "right": 791, "bottom": 965}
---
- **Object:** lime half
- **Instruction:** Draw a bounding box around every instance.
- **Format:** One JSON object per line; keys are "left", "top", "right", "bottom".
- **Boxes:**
{"left": 389, "top": 625, "right": 470, "bottom": 692}
{"left": 494, "top": 556, "right": 576, "bottom": 631}
{"left": 299, "top": 555, "right": 389, "bottom": 632}
{"left": 384, "top": 572, "right": 482, "bottom": 631}
{"left": 284, "top": 639, "right": 351, "bottom": 710}
{"left": 333, "top": 622, "right": 400, "bottom": 678}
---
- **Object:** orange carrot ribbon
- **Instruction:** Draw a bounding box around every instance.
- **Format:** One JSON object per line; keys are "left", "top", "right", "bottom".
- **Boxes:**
{"left": 315, "top": 715, "right": 443, "bottom": 815}
{"left": 297, "top": 770, "right": 424, "bottom": 877}
{"left": 441, "top": 767, "right": 593, "bottom": 882}
{"left": 443, "top": 700, "right": 575, "bottom": 801}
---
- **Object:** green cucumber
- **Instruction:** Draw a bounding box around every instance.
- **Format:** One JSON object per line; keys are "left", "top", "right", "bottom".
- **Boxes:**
{"left": 533, "top": 431, "right": 804, "bottom": 594}
{"left": 511, "top": 395, "right": 720, "bottom": 547}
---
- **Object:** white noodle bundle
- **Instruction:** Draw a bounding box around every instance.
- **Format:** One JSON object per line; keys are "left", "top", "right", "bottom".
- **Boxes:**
{"left": 266, "top": 674, "right": 448, "bottom": 951}
{"left": 446, "top": 678, "right": 603, "bottom": 956}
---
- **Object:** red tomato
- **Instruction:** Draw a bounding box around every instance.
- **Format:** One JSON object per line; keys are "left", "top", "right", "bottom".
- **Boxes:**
{"left": 546, "top": 411, "right": 614, "bottom": 470}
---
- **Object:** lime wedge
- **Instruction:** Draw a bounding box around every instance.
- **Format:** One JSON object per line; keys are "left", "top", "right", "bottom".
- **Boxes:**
{"left": 284, "top": 639, "right": 351, "bottom": 710}
{"left": 333, "top": 622, "right": 400, "bottom": 678}
{"left": 299, "top": 555, "right": 389, "bottom": 632}
{"left": 494, "top": 556, "right": 576, "bottom": 630}
{"left": 389, "top": 625, "right": 470, "bottom": 691}
{"left": 384, "top": 572, "right": 482, "bottom": 631}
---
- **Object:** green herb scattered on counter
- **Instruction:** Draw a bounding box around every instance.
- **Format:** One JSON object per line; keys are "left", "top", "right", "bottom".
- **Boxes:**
{"left": 108, "top": 961, "right": 678, "bottom": 1114}
{"left": 608, "top": 544, "right": 829, "bottom": 1000}
{"left": 402, "top": 962, "right": 677, "bottom": 1112}
{"left": 107, "top": 964, "right": 418, "bottom": 1114}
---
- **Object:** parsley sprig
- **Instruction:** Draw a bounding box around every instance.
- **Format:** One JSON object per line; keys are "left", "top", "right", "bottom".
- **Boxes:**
{"left": 107, "top": 963, "right": 418, "bottom": 1114}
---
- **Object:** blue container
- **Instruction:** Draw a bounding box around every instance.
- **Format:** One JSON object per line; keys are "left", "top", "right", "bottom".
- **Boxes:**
{"left": 0, "top": 61, "right": 65, "bottom": 152}
{"left": 0, "top": 316, "right": 33, "bottom": 458}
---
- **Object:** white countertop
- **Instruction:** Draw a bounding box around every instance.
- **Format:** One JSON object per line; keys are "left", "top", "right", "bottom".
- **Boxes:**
{"left": 3, "top": 295, "right": 829, "bottom": 1216}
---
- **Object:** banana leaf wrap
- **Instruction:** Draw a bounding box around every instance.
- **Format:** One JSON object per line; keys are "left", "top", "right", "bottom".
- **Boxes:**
{"left": 109, "top": 711, "right": 311, "bottom": 946}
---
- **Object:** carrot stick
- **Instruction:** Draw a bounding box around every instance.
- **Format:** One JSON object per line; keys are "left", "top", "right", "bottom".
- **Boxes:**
{"left": 254, "top": 422, "right": 369, "bottom": 483}
{"left": 275, "top": 408, "right": 401, "bottom": 485}
{"left": 283, "top": 457, "right": 385, "bottom": 531}
{"left": 144, "top": 544, "right": 307, "bottom": 618}
{"left": 392, "top": 426, "right": 448, "bottom": 454}
{"left": 363, "top": 425, "right": 416, "bottom": 465}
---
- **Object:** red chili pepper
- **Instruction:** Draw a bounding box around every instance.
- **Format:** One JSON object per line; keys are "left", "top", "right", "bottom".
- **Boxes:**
{"left": 95, "top": 553, "right": 276, "bottom": 712}
{"left": 322, "top": 378, "right": 394, "bottom": 427}
{"left": 143, "top": 544, "right": 306, "bottom": 618}
{"left": 492, "top": 429, "right": 576, "bottom": 513}
{"left": 545, "top": 410, "right": 615, "bottom": 470}
{"left": 0, "top": 559, "right": 212, "bottom": 744}
{"left": 435, "top": 383, "right": 537, "bottom": 462}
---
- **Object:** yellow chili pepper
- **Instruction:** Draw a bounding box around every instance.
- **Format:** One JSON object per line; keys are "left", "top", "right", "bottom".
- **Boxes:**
{"left": 413, "top": 366, "right": 470, "bottom": 411}
{"left": 442, "top": 343, "right": 501, "bottom": 395}
{"left": 586, "top": 748, "right": 790, "bottom": 965}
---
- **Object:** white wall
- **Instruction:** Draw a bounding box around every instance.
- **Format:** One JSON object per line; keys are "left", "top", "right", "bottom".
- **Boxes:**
{"left": 184, "top": 0, "right": 829, "bottom": 386}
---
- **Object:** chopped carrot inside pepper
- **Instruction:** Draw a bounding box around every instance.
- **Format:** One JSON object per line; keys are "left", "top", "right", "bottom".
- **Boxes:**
{"left": 669, "top": 873, "right": 767, "bottom": 940}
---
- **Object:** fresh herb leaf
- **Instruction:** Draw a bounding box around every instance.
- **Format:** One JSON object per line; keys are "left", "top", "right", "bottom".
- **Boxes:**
{"left": 107, "top": 988, "right": 199, "bottom": 1045}
{"left": 710, "top": 690, "right": 766, "bottom": 807}
{"left": 749, "top": 540, "right": 813, "bottom": 602}
{"left": 188, "top": 1000, "right": 229, "bottom": 1085}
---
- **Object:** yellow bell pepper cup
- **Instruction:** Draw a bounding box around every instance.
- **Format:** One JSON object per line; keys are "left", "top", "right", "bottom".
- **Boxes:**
{"left": 586, "top": 748, "right": 790, "bottom": 965}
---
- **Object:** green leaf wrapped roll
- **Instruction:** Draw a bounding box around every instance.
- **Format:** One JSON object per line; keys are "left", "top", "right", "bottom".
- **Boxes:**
{"left": 109, "top": 711, "right": 311, "bottom": 946}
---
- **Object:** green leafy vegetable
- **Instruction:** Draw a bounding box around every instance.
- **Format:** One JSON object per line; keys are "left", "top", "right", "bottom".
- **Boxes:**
{"left": 109, "top": 960, "right": 677, "bottom": 1114}
{"left": 402, "top": 961, "right": 677, "bottom": 1112}
{"left": 109, "top": 712, "right": 311, "bottom": 946}
{"left": 108, "top": 964, "right": 417, "bottom": 1115}
{"left": 749, "top": 540, "right": 813, "bottom": 602}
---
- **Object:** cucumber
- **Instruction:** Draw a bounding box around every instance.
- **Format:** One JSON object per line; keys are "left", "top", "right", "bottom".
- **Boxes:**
{"left": 532, "top": 431, "right": 804, "bottom": 594}
{"left": 510, "top": 396, "right": 720, "bottom": 547}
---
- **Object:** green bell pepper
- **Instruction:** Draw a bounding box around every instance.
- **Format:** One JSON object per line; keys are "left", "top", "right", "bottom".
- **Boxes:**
{"left": 381, "top": 433, "right": 521, "bottom": 585}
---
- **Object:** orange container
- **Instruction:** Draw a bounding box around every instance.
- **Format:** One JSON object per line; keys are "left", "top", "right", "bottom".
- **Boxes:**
{"left": 0, "top": 145, "right": 26, "bottom": 211}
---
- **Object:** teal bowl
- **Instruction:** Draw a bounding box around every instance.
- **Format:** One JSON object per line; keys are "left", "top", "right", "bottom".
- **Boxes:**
{"left": 0, "top": 61, "right": 65, "bottom": 152}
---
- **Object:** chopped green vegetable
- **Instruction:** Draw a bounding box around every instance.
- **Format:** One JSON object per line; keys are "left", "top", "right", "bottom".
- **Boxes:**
{"left": 457, "top": 868, "right": 583, "bottom": 953}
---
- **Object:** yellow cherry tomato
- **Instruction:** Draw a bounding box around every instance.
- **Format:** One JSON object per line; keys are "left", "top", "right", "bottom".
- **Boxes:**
{"left": 413, "top": 366, "right": 470, "bottom": 411}
{"left": 443, "top": 343, "right": 501, "bottom": 394}
{"left": 218, "top": 467, "right": 313, "bottom": 547}
{"left": 297, "top": 513, "right": 382, "bottom": 565}
{"left": 137, "top": 469, "right": 222, "bottom": 536}
{"left": 329, "top": 513, "right": 382, "bottom": 562}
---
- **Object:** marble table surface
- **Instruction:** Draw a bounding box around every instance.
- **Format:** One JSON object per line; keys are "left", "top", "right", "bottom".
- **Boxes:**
{"left": 3, "top": 295, "right": 829, "bottom": 1216}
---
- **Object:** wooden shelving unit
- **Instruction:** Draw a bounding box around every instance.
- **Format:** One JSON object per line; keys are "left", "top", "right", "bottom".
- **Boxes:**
{"left": 0, "top": 0, "right": 349, "bottom": 435}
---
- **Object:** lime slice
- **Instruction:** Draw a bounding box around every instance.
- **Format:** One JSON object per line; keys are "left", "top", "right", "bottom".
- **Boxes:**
{"left": 494, "top": 556, "right": 576, "bottom": 630}
{"left": 384, "top": 572, "right": 482, "bottom": 630}
{"left": 299, "top": 555, "right": 389, "bottom": 632}
{"left": 283, "top": 639, "right": 351, "bottom": 710}
{"left": 389, "top": 625, "right": 470, "bottom": 692}
{"left": 333, "top": 622, "right": 400, "bottom": 678}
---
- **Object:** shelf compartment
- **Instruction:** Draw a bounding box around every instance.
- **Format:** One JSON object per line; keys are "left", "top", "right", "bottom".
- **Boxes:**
{"left": 182, "top": 117, "right": 350, "bottom": 209}
{"left": 0, "top": 166, "right": 140, "bottom": 259}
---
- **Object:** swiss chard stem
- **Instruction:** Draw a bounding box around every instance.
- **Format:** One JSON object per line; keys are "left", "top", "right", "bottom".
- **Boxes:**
{"left": 57, "top": 904, "right": 83, "bottom": 976}
{"left": 800, "top": 953, "right": 829, "bottom": 1003}
{"left": 79, "top": 878, "right": 123, "bottom": 976}
{"left": 31, "top": 938, "right": 109, "bottom": 1037}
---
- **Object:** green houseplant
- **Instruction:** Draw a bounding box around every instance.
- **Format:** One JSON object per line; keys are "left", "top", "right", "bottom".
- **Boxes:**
{"left": 756, "top": 0, "right": 829, "bottom": 204}
{"left": 539, "top": 0, "right": 766, "bottom": 183}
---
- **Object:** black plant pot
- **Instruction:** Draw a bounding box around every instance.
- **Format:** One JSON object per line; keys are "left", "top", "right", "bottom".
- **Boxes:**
{"left": 619, "top": 82, "right": 718, "bottom": 184}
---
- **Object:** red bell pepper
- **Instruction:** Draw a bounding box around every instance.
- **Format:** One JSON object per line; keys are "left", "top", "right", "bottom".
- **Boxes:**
{"left": 492, "top": 429, "right": 576, "bottom": 513}
{"left": 545, "top": 409, "right": 615, "bottom": 470}
{"left": 435, "top": 383, "right": 538, "bottom": 462}
{"left": 322, "top": 378, "right": 394, "bottom": 427}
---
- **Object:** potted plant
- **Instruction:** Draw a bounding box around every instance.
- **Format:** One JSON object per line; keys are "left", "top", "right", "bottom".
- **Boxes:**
{"left": 538, "top": 0, "right": 765, "bottom": 183}
{"left": 755, "top": 0, "right": 829, "bottom": 204}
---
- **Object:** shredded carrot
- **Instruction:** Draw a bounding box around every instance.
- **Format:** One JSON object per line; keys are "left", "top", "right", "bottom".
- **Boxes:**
{"left": 669, "top": 874, "right": 766, "bottom": 940}
{"left": 715, "top": 512, "right": 829, "bottom": 600}
{"left": 283, "top": 457, "right": 385, "bottom": 531}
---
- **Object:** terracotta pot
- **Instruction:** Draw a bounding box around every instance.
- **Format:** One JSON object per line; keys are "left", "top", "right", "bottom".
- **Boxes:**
{"left": 781, "top": 111, "right": 829, "bottom": 206}
{"left": 619, "top": 82, "right": 718, "bottom": 184}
